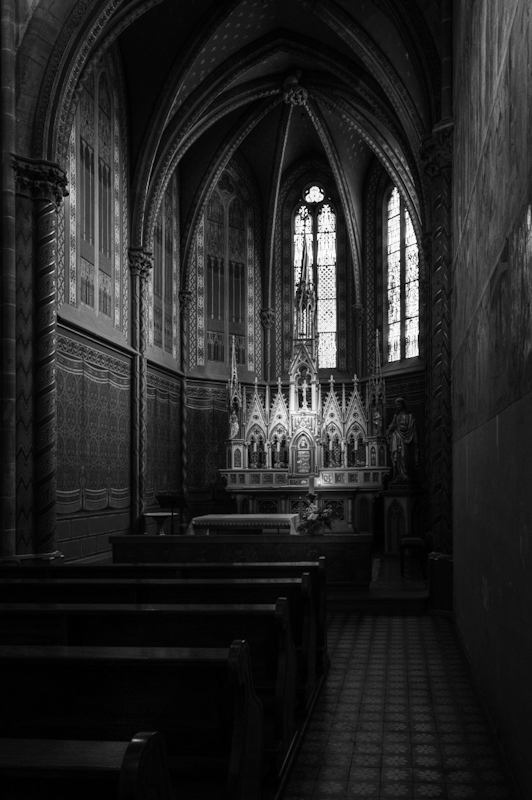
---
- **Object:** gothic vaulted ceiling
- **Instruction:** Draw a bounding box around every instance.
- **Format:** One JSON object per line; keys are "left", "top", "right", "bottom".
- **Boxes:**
{"left": 111, "top": 0, "right": 441, "bottom": 252}
{"left": 23, "top": 0, "right": 442, "bottom": 260}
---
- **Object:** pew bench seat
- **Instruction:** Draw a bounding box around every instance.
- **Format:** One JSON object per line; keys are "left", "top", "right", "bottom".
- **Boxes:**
{"left": 0, "top": 731, "right": 175, "bottom": 800}
{"left": 0, "top": 599, "right": 298, "bottom": 782}
{"left": 0, "top": 641, "right": 263, "bottom": 800}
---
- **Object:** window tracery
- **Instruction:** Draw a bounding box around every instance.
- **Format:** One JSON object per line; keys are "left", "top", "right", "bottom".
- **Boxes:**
{"left": 386, "top": 187, "right": 419, "bottom": 362}
{"left": 293, "top": 184, "right": 337, "bottom": 369}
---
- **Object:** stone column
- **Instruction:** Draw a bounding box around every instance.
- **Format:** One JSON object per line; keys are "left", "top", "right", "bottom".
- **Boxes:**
{"left": 179, "top": 289, "right": 192, "bottom": 510}
{"left": 420, "top": 123, "right": 453, "bottom": 553}
{"left": 260, "top": 307, "right": 275, "bottom": 382}
{"left": 128, "top": 248, "right": 152, "bottom": 534}
{"left": 13, "top": 156, "right": 68, "bottom": 555}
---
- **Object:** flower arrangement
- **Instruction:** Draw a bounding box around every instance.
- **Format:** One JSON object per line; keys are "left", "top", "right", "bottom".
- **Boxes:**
{"left": 297, "top": 502, "right": 333, "bottom": 535}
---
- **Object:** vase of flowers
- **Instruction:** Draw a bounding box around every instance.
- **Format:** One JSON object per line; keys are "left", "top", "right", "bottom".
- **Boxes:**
{"left": 297, "top": 503, "right": 333, "bottom": 535}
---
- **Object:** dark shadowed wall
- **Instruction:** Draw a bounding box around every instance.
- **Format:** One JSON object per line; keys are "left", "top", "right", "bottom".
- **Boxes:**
{"left": 453, "top": 3, "right": 532, "bottom": 795}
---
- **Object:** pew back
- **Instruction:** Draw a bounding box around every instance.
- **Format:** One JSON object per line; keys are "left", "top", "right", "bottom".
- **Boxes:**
{"left": 0, "top": 641, "right": 263, "bottom": 800}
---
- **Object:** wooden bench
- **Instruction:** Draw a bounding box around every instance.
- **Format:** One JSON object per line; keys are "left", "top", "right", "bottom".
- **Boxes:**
{"left": 0, "top": 640, "right": 263, "bottom": 800}
{"left": 0, "top": 574, "right": 317, "bottom": 711}
{"left": 0, "top": 731, "right": 175, "bottom": 800}
{"left": 0, "top": 599, "right": 297, "bottom": 782}
{"left": 110, "top": 532, "right": 373, "bottom": 587}
{"left": 0, "top": 558, "right": 328, "bottom": 673}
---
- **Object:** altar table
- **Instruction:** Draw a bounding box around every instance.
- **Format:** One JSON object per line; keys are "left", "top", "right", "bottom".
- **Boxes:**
{"left": 187, "top": 513, "right": 300, "bottom": 536}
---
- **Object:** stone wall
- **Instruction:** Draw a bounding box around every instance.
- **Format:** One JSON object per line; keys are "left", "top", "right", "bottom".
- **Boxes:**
{"left": 453, "top": 2, "right": 532, "bottom": 795}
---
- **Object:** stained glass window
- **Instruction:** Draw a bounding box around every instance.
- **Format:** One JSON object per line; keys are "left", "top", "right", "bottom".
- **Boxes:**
{"left": 386, "top": 187, "right": 419, "bottom": 362}
{"left": 293, "top": 185, "right": 337, "bottom": 369}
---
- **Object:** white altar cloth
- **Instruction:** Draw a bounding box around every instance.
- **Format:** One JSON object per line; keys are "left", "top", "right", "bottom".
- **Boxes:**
{"left": 187, "top": 513, "right": 300, "bottom": 536}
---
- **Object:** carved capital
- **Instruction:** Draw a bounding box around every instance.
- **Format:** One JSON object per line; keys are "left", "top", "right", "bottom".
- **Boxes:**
{"left": 128, "top": 248, "right": 153, "bottom": 279}
{"left": 13, "top": 155, "right": 68, "bottom": 208}
{"left": 260, "top": 307, "right": 276, "bottom": 329}
{"left": 420, "top": 122, "right": 454, "bottom": 178}
{"left": 283, "top": 72, "right": 308, "bottom": 106}
{"left": 353, "top": 304, "right": 365, "bottom": 326}
{"left": 179, "top": 290, "right": 193, "bottom": 314}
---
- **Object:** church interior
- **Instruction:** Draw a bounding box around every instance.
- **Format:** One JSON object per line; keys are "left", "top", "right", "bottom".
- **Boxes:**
{"left": 1, "top": 1, "right": 531, "bottom": 798}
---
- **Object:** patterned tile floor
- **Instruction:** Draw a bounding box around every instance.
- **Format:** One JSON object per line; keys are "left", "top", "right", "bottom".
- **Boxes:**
{"left": 282, "top": 590, "right": 518, "bottom": 799}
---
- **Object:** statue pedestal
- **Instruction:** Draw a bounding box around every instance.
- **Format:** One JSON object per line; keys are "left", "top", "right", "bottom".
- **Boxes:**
{"left": 383, "top": 482, "right": 424, "bottom": 555}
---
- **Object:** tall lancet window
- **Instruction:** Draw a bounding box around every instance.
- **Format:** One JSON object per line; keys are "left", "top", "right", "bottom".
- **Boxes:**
{"left": 293, "top": 185, "right": 337, "bottom": 369}
{"left": 386, "top": 187, "right": 419, "bottom": 362}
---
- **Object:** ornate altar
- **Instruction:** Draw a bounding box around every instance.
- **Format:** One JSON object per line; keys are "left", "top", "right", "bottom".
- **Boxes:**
{"left": 220, "top": 256, "right": 390, "bottom": 534}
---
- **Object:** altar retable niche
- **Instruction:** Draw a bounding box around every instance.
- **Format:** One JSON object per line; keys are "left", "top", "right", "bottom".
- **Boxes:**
{"left": 220, "top": 239, "right": 390, "bottom": 535}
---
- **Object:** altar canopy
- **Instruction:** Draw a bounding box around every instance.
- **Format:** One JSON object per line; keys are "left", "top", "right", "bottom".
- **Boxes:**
{"left": 221, "top": 258, "right": 390, "bottom": 534}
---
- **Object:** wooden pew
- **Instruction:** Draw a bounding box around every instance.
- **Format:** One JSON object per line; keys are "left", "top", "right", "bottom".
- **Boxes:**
{"left": 0, "top": 640, "right": 263, "bottom": 800}
{"left": 0, "top": 730, "right": 175, "bottom": 800}
{"left": 0, "top": 599, "right": 298, "bottom": 781}
{"left": 0, "top": 574, "right": 317, "bottom": 711}
{"left": 0, "top": 557, "right": 328, "bottom": 673}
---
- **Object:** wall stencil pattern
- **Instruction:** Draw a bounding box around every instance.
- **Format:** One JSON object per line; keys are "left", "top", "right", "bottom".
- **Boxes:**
{"left": 56, "top": 336, "right": 131, "bottom": 513}
{"left": 146, "top": 373, "right": 181, "bottom": 504}
{"left": 186, "top": 385, "right": 228, "bottom": 489}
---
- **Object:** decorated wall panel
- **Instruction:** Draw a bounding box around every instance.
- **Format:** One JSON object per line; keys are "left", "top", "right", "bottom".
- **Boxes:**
{"left": 186, "top": 384, "right": 228, "bottom": 489}
{"left": 56, "top": 335, "right": 131, "bottom": 513}
{"left": 189, "top": 159, "right": 262, "bottom": 378}
{"left": 146, "top": 372, "right": 181, "bottom": 504}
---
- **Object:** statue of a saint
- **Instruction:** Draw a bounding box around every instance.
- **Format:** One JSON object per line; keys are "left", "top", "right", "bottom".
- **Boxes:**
{"left": 372, "top": 407, "right": 382, "bottom": 436}
{"left": 229, "top": 410, "right": 239, "bottom": 439}
{"left": 387, "top": 397, "right": 418, "bottom": 482}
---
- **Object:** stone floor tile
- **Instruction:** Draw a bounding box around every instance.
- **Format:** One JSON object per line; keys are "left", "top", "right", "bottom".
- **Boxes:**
{"left": 346, "top": 782, "right": 381, "bottom": 797}
{"left": 281, "top": 599, "right": 516, "bottom": 800}
{"left": 312, "top": 779, "right": 349, "bottom": 797}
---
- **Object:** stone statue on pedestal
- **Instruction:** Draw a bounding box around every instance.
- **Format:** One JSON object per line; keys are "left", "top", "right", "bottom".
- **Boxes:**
{"left": 229, "top": 410, "right": 239, "bottom": 439}
{"left": 387, "top": 397, "right": 418, "bottom": 483}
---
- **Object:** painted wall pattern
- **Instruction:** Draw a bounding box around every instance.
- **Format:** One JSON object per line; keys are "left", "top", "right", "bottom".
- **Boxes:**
{"left": 186, "top": 384, "right": 228, "bottom": 489}
{"left": 58, "top": 48, "right": 128, "bottom": 338}
{"left": 56, "top": 335, "right": 131, "bottom": 513}
{"left": 191, "top": 160, "right": 261, "bottom": 377}
{"left": 146, "top": 373, "right": 181, "bottom": 504}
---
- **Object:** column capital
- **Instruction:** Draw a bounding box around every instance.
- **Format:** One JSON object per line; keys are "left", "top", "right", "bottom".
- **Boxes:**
{"left": 12, "top": 155, "right": 68, "bottom": 209}
{"left": 128, "top": 247, "right": 153, "bottom": 279}
{"left": 260, "top": 307, "right": 275, "bottom": 329}
{"left": 179, "top": 289, "right": 193, "bottom": 314}
{"left": 420, "top": 121, "right": 454, "bottom": 178}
